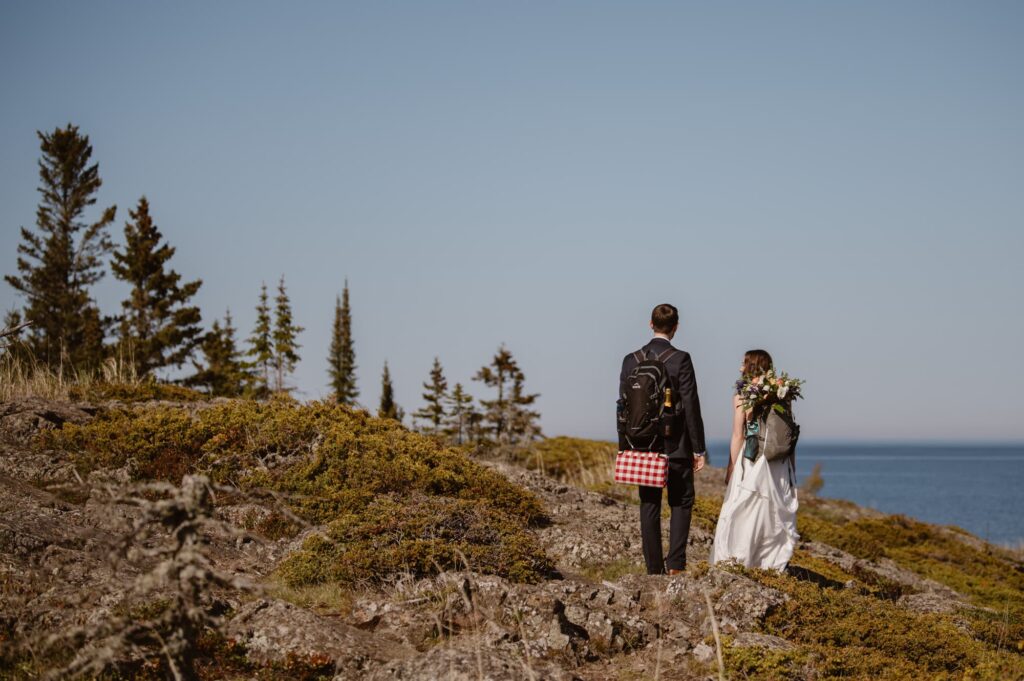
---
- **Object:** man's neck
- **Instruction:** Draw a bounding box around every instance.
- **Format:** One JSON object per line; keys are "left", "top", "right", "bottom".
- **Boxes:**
{"left": 652, "top": 333, "right": 672, "bottom": 342}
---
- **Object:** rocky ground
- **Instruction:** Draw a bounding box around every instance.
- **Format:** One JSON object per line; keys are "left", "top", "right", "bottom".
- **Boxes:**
{"left": 0, "top": 398, "right": 1019, "bottom": 680}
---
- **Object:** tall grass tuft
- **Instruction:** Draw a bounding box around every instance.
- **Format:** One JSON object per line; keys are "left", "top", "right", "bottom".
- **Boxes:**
{"left": 0, "top": 351, "right": 201, "bottom": 403}
{"left": 0, "top": 354, "right": 134, "bottom": 402}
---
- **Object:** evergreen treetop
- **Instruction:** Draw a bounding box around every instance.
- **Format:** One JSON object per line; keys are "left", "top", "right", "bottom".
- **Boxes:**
{"left": 413, "top": 357, "right": 448, "bottom": 434}
{"left": 328, "top": 282, "right": 358, "bottom": 404}
{"left": 186, "top": 310, "right": 249, "bottom": 397}
{"left": 110, "top": 196, "right": 203, "bottom": 377}
{"left": 443, "top": 382, "right": 477, "bottom": 446}
{"left": 509, "top": 368, "right": 543, "bottom": 442}
{"left": 5, "top": 124, "right": 116, "bottom": 370}
{"left": 474, "top": 345, "right": 540, "bottom": 444}
{"left": 378, "top": 361, "right": 403, "bottom": 422}
{"left": 246, "top": 283, "right": 273, "bottom": 395}
{"left": 473, "top": 345, "right": 519, "bottom": 443}
{"left": 271, "top": 275, "right": 303, "bottom": 393}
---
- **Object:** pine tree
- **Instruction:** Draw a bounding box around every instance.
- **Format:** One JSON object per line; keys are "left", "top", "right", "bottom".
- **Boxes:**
{"left": 246, "top": 283, "right": 273, "bottom": 396}
{"left": 473, "top": 345, "right": 520, "bottom": 444}
{"left": 443, "top": 382, "right": 476, "bottom": 445}
{"left": 466, "top": 409, "right": 486, "bottom": 445}
{"left": 327, "top": 282, "right": 357, "bottom": 404}
{"left": 378, "top": 361, "right": 403, "bottom": 422}
{"left": 271, "top": 275, "right": 303, "bottom": 393}
{"left": 413, "top": 357, "right": 448, "bottom": 434}
{"left": 110, "top": 197, "right": 203, "bottom": 377}
{"left": 187, "top": 311, "right": 249, "bottom": 397}
{"left": 5, "top": 124, "right": 116, "bottom": 370}
{"left": 508, "top": 368, "right": 542, "bottom": 442}
{"left": 331, "top": 280, "right": 360, "bottom": 403}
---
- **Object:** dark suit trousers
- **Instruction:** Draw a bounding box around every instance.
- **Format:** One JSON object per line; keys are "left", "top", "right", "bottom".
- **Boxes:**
{"left": 638, "top": 458, "right": 694, "bottom": 574}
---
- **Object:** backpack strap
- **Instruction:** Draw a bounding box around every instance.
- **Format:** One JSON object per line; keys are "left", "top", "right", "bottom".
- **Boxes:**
{"left": 634, "top": 347, "right": 677, "bottom": 364}
{"left": 655, "top": 348, "right": 677, "bottom": 363}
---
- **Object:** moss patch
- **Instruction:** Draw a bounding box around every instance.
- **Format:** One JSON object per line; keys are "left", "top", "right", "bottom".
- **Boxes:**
{"left": 580, "top": 557, "right": 646, "bottom": 582}
{"left": 279, "top": 495, "right": 553, "bottom": 586}
{"left": 691, "top": 495, "right": 723, "bottom": 531}
{"left": 729, "top": 565, "right": 1024, "bottom": 680}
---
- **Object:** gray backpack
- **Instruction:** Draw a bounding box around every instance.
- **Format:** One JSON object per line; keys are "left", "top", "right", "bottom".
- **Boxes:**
{"left": 757, "top": 406, "right": 800, "bottom": 462}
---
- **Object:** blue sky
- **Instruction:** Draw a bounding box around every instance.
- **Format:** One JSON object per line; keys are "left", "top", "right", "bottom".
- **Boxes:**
{"left": 2, "top": 1, "right": 1022, "bottom": 444}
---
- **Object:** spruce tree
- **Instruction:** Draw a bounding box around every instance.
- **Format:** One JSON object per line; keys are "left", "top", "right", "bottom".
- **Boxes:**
{"left": 508, "top": 368, "right": 542, "bottom": 442}
{"left": 246, "top": 283, "right": 273, "bottom": 396}
{"left": 327, "top": 282, "right": 357, "bottom": 404}
{"left": 187, "top": 311, "right": 248, "bottom": 397}
{"left": 466, "top": 409, "right": 486, "bottom": 445}
{"left": 110, "top": 197, "right": 203, "bottom": 377}
{"left": 5, "top": 124, "right": 116, "bottom": 370}
{"left": 443, "top": 382, "right": 476, "bottom": 445}
{"left": 271, "top": 275, "right": 303, "bottom": 393}
{"left": 413, "top": 357, "right": 448, "bottom": 434}
{"left": 378, "top": 361, "right": 403, "bottom": 422}
{"left": 331, "top": 282, "right": 360, "bottom": 403}
{"left": 473, "top": 345, "right": 520, "bottom": 444}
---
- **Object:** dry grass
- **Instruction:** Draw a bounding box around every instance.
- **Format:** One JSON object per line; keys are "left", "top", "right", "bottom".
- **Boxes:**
{"left": 0, "top": 353, "right": 139, "bottom": 401}
{"left": 0, "top": 353, "right": 203, "bottom": 403}
{"left": 266, "top": 580, "right": 355, "bottom": 616}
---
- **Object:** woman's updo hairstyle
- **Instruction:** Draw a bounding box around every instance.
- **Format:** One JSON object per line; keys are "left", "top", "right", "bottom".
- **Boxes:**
{"left": 742, "top": 349, "right": 773, "bottom": 378}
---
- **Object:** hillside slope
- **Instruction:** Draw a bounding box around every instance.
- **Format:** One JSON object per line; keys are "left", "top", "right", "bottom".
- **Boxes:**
{"left": 0, "top": 400, "right": 1021, "bottom": 680}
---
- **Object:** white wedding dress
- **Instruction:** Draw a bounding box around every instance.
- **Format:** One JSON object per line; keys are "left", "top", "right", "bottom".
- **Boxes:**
{"left": 711, "top": 437, "right": 799, "bottom": 571}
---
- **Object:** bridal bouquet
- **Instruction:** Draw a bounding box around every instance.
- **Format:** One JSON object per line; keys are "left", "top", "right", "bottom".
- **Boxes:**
{"left": 735, "top": 369, "right": 804, "bottom": 414}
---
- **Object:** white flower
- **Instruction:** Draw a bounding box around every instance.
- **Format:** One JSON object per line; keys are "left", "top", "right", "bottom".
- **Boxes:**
{"left": 778, "top": 386, "right": 789, "bottom": 399}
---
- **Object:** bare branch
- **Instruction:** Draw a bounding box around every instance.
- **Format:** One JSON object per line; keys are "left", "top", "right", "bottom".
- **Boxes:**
{"left": 0, "top": 320, "right": 33, "bottom": 341}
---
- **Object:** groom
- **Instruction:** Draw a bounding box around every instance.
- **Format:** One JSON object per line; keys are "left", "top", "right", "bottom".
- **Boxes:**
{"left": 619, "top": 303, "right": 707, "bottom": 575}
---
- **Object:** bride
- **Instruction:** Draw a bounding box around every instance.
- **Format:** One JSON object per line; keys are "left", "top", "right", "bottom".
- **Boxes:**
{"left": 711, "top": 349, "right": 799, "bottom": 571}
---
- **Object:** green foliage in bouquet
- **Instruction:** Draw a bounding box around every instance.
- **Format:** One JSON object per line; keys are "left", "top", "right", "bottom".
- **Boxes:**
{"left": 735, "top": 368, "right": 804, "bottom": 414}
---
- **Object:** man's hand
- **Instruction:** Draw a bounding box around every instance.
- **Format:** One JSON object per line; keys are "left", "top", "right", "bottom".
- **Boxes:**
{"left": 693, "top": 452, "right": 706, "bottom": 473}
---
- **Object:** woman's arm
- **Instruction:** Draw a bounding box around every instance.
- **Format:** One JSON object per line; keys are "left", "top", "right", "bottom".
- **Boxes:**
{"left": 726, "top": 393, "right": 745, "bottom": 485}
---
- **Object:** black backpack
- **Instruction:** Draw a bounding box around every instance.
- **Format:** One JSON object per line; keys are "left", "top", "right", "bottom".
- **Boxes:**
{"left": 619, "top": 347, "right": 676, "bottom": 451}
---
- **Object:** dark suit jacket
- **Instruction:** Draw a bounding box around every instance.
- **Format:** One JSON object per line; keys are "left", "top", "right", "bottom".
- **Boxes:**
{"left": 619, "top": 337, "right": 706, "bottom": 459}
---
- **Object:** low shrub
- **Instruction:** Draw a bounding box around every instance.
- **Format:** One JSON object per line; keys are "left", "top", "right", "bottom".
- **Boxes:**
{"left": 278, "top": 495, "right": 554, "bottom": 586}
{"left": 736, "top": 565, "right": 1024, "bottom": 680}
{"left": 509, "top": 436, "right": 617, "bottom": 483}
{"left": 798, "top": 504, "right": 1024, "bottom": 614}
{"left": 68, "top": 381, "right": 205, "bottom": 403}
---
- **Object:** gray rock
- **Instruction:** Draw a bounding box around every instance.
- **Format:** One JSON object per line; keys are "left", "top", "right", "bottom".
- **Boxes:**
{"left": 692, "top": 641, "right": 716, "bottom": 663}
{"left": 363, "top": 639, "right": 582, "bottom": 681}
{"left": 226, "top": 598, "right": 414, "bottom": 675}
{"left": 0, "top": 398, "right": 97, "bottom": 444}
{"left": 897, "top": 591, "right": 968, "bottom": 615}
{"left": 732, "top": 631, "right": 794, "bottom": 651}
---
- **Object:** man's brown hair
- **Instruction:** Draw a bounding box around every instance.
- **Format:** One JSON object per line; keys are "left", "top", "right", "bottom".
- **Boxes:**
{"left": 651, "top": 304, "right": 679, "bottom": 334}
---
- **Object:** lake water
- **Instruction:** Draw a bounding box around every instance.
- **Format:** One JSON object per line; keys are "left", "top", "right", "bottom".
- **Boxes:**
{"left": 710, "top": 442, "right": 1024, "bottom": 546}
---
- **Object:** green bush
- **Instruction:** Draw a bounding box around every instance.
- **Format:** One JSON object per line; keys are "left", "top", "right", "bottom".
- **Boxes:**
{"left": 798, "top": 504, "right": 1024, "bottom": 614}
{"left": 278, "top": 495, "right": 553, "bottom": 586}
{"left": 509, "top": 436, "right": 616, "bottom": 482}
{"left": 733, "top": 565, "right": 1024, "bottom": 680}
{"left": 68, "top": 381, "right": 205, "bottom": 403}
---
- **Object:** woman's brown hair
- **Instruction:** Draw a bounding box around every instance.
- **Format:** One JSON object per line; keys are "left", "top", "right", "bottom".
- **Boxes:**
{"left": 742, "top": 349, "right": 773, "bottom": 378}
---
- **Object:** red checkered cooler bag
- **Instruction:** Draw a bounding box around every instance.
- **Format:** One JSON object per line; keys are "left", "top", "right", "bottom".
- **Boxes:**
{"left": 614, "top": 450, "right": 668, "bottom": 488}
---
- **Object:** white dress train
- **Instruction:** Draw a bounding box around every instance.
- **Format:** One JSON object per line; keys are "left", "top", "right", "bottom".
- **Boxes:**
{"left": 711, "top": 452, "right": 799, "bottom": 571}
